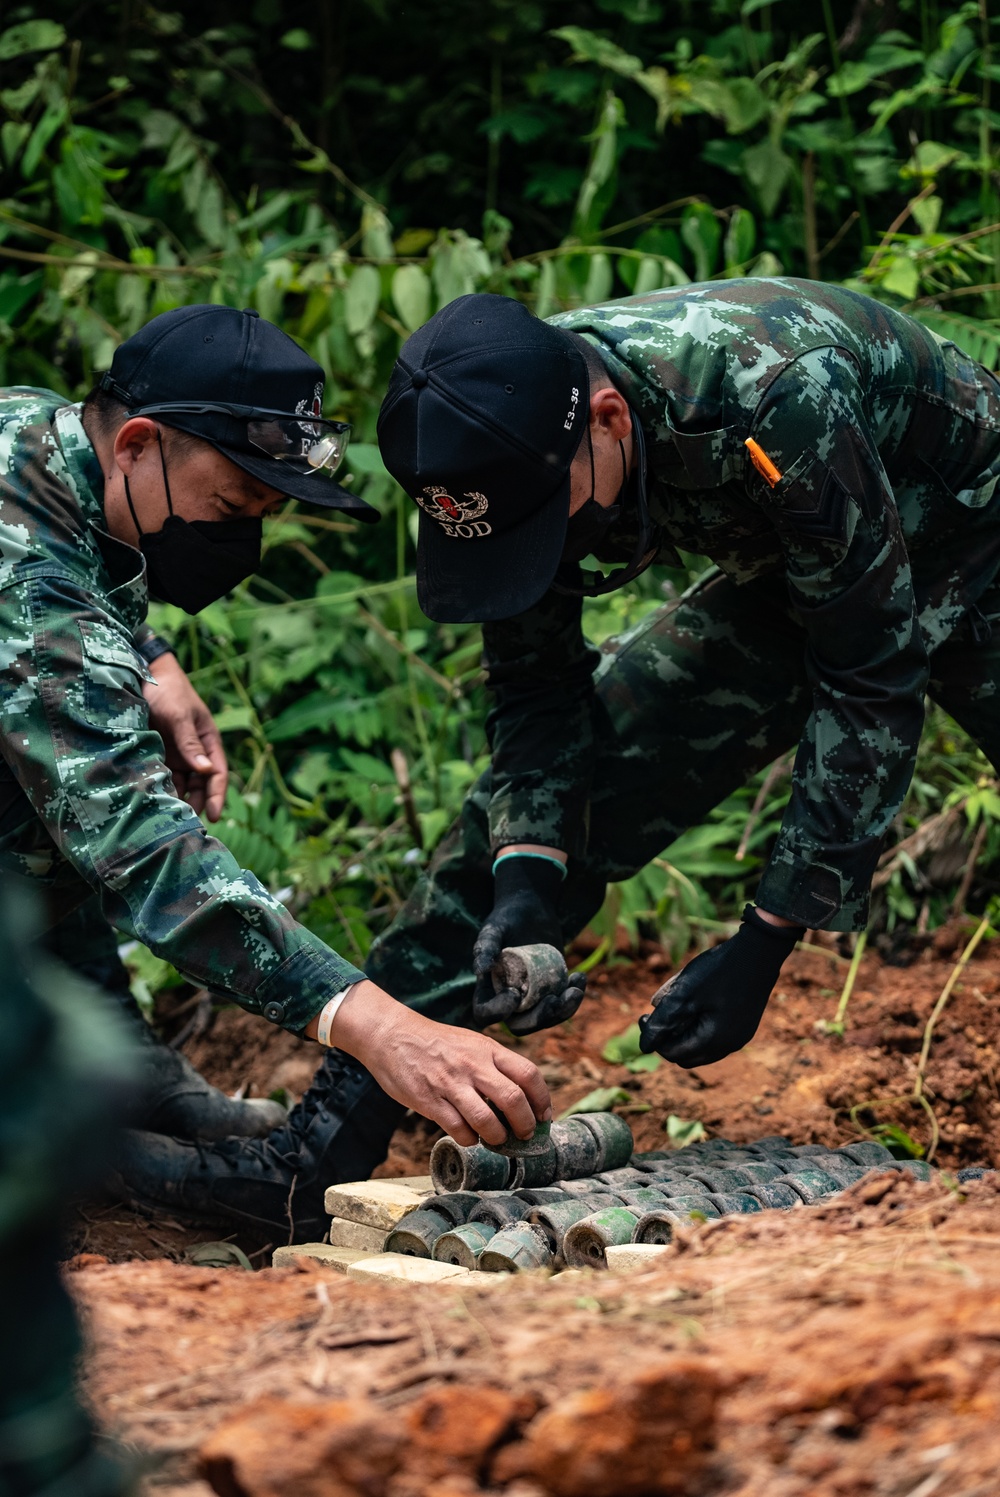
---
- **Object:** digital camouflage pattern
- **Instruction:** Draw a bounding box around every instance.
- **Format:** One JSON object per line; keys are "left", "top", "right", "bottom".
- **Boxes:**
{"left": 0, "top": 391, "right": 365, "bottom": 1032}
{"left": 479, "top": 279, "right": 1000, "bottom": 930}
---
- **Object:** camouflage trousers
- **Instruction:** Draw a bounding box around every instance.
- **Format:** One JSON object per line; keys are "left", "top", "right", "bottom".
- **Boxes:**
{"left": 366, "top": 565, "right": 1000, "bottom": 1021}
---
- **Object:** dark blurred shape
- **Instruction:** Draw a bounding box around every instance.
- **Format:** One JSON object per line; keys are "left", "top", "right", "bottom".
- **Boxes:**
{"left": 0, "top": 884, "right": 138, "bottom": 1497}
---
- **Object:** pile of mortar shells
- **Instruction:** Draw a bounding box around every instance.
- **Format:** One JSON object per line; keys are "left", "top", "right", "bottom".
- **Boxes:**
{"left": 379, "top": 1115, "right": 995, "bottom": 1273}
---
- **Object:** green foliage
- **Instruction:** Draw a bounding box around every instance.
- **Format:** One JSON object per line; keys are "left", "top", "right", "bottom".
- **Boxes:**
{"left": 1, "top": 3, "right": 1000, "bottom": 991}
{"left": 601, "top": 1021, "right": 661, "bottom": 1074}
{"left": 665, "top": 1114, "right": 707, "bottom": 1148}
{"left": 559, "top": 1086, "right": 632, "bottom": 1118}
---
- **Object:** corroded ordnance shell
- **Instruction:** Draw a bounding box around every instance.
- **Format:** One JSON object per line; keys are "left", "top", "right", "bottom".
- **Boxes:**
{"left": 884, "top": 1159, "right": 933, "bottom": 1180}
{"left": 704, "top": 1192, "right": 764, "bottom": 1215}
{"left": 835, "top": 1141, "right": 893, "bottom": 1167}
{"left": 432, "top": 1221, "right": 497, "bottom": 1269}
{"left": 479, "top": 1221, "right": 553, "bottom": 1273}
{"left": 632, "top": 1197, "right": 723, "bottom": 1244}
{"left": 430, "top": 1138, "right": 513, "bottom": 1193}
{"left": 562, "top": 1207, "right": 640, "bottom": 1269}
{"left": 492, "top": 943, "right": 568, "bottom": 1015}
{"left": 469, "top": 1194, "right": 531, "bottom": 1230}
{"left": 528, "top": 1199, "right": 594, "bottom": 1253}
{"left": 615, "top": 1187, "right": 673, "bottom": 1212}
{"left": 553, "top": 1177, "right": 615, "bottom": 1199}
{"left": 512, "top": 1187, "right": 569, "bottom": 1206}
{"left": 688, "top": 1162, "right": 785, "bottom": 1191}
{"left": 510, "top": 1143, "right": 560, "bottom": 1188}
{"left": 422, "top": 1191, "right": 482, "bottom": 1226}
{"left": 649, "top": 1175, "right": 712, "bottom": 1197}
{"left": 593, "top": 1166, "right": 646, "bottom": 1188}
{"left": 776, "top": 1168, "right": 845, "bottom": 1203}
{"left": 812, "top": 1157, "right": 868, "bottom": 1187}
{"left": 575, "top": 1112, "right": 634, "bottom": 1171}
{"left": 384, "top": 1208, "right": 452, "bottom": 1258}
{"left": 742, "top": 1182, "right": 802, "bottom": 1210}
{"left": 788, "top": 1144, "right": 831, "bottom": 1157}
{"left": 551, "top": 1118, "right": 602, "bottom": 1178}
{"left": 745, "top": 1136, "right": 796, "bottom": 1154}
{"left": 632, "top": 1151, "right": 673, "bottom": 1167}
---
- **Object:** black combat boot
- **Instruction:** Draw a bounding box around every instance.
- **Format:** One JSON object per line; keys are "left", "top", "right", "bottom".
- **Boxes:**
{"left": 129, "top": 1021, "right": 288, "bottom": 1141}
{"left": 109, "top": 1048, "right": 407, "bottom": 1242}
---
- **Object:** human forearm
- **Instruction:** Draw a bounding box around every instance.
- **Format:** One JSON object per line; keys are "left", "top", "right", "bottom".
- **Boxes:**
{"left": 305, "top": 978, "right": 553, "bottom": 1146}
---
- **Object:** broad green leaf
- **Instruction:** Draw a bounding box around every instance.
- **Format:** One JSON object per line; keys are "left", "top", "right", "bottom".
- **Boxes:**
{"left": 535, "top": 258, "right": 557, "bottom": 319}
{"left": 602, "top": 1022, "right": 644, "bottom": 1065}
{"left": 558, "top": 1086, "right": 632, "bottom": 1118}
{"left": 741, "top": 140, "right": 792, "bottom": 217}
{"left": 1, "top": 121, "right": 29, "bottom": 167}
{"left": 0, "top": 20, "right": 65, "bottom": 60}
{"left": 392, "top": 264, "right": 431, "bottom": 332}
{"left": 213, "top": 705, "right": 255, "bottom": 734}
{"left": 632, "top": 255, "right": 662, "bottom": 296}
{"left": 881, "top": 256, "right": 919, "bottom": 301}
{"left": 665, "top": 1115, "right": 707, "bottom": 1147}
{"left": 0, "top": 269, "right": 42, "bottom": 324}
{"left": 344, "top": 264, "right": 382, "bottom": 336}
{"left": 680, "top": 203, "right": 721, "bottom": 282}
{"left": 21, "top": 102, "right": 66, "bottom": 179}
{"left": 361, "top": 205, "right": 394, "bottom": 260}
{"left": 552, "top": 26, "right": 643, "bottom": 79}
{"left": 724, "top": 206, "right": 756, "bottom": 271}
{"left": 583, "top": 251, "right": 613, "bottom": 304}
{"left": 910, "top": 195, "right": 942, "bottom": 235}
{"left": 280, "top": 29, "right": 311, "bottom": 50}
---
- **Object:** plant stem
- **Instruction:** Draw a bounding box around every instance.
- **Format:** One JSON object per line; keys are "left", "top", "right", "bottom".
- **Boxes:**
{"left": 914, "top": 913, "right": 991, "bottom": 1101}
{"left": 834, "top": 929, "right": 867, "bottom": 1028}
{"left": 819, "top": 0, "right": 871, "bottom": 247}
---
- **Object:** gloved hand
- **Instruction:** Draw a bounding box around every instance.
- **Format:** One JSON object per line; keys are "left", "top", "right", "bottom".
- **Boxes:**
{"left": 472, "top": 855, "right": 586, "bottom": 1033}
{"left": 638, "top": 904, "right": 802, "bottom": 1067}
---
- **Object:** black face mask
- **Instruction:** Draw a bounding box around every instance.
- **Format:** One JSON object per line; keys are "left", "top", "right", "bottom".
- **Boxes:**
{"left": 560, "top": 426, "right": 625, "bottom": 564}
{"left": 124, "top": 433, "right": 263, "bottom": 614}
{"left": 554, "top": 412, "right": 662, "bottom": 598}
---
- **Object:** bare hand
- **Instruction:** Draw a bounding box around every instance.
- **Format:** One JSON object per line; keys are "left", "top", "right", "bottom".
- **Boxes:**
{"left": 143, "top": 652, "right": 228, "bottom": 822}
{"left": 314, "top": 980, "right": 553, "bottom": 1146}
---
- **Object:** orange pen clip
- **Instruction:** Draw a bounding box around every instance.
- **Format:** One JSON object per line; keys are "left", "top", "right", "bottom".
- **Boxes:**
{"left": 745, "top": 437, "right": 782, "bottom": 489}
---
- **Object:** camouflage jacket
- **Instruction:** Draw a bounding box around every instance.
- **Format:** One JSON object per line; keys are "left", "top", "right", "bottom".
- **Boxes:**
{"left": 483, "top": 279, "right": 1000, "bottom": 931}
{"left": 0, "top": 391, "right": 365, "bottom": 1032}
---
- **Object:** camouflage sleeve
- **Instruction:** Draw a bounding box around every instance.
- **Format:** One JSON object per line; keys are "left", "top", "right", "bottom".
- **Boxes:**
{"left": 747, "top": 348, "right": 929, "bottom": 930}
{"left": 482, "top": 587, "right": 601, "bottom": 857}
{"left": 0, "top": 571, "right": 365, "bottom": 1033}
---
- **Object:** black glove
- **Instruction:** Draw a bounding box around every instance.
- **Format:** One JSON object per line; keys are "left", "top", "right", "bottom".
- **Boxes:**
{"left": 638, "top": 904, "right": 802, "bottom": 1067}
{"left": 472, "top": 855, "right": 586, "bottom": 1033}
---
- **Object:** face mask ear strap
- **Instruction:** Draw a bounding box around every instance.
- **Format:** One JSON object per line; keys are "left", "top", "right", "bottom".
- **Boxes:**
{"left": 155, "top": 429, "right": 175, "bottom": 518}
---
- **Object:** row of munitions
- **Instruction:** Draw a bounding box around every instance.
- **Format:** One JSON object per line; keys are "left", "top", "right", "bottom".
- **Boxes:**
{"left": 381, "top": 1128, "right": 993, "bottom": 1272}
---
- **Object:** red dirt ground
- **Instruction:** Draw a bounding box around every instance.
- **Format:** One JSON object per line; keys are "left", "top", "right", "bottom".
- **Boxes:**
{"left": 69, "top": 923, "right": 1000, "bottom": 1495}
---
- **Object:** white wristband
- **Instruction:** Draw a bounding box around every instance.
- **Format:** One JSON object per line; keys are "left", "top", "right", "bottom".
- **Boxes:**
{"left": 315, "top": 985, "right": 356, "bottom": 1047}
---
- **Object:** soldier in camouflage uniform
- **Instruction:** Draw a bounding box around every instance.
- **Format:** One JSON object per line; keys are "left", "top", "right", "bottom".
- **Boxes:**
{"left": 0, "top": 303, "right": 550, "bottom": 1249}
{"left": 127, "top": 279, "right": 1000, "bottom": 1235}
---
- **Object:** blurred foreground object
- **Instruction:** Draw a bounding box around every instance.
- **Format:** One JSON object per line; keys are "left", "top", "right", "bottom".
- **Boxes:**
{"left": 0, "top": 885, "right": 138, "bottom": 1497}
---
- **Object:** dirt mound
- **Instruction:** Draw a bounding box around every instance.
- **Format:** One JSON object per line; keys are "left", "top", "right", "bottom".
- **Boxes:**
{"left": 74, "top": 1171, "right": 1000, "bottom": 1496}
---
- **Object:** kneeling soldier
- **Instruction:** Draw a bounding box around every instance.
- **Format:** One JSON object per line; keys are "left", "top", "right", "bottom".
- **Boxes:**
{"left": 0, "top": 304, "right": 550, "bottom": 1242}
{"left": 138, "top": 277, "right": 1000, "bottom": 1235}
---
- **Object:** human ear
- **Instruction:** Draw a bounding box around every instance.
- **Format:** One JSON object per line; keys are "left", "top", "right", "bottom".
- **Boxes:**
{"left": 589, "top": 387, "right": 631, "bottom": 445}
{"left": 113, "top": 417, "right": 161, "bottom": 476}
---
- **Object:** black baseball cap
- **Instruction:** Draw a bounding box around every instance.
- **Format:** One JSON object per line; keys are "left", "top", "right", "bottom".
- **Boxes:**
{"left": 99, "top": 304, "right": 378, "bottom": 520}
{"left": 377, "top": 293, "right": 589, "bottom": 621}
